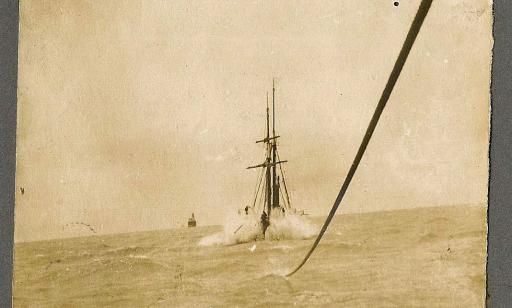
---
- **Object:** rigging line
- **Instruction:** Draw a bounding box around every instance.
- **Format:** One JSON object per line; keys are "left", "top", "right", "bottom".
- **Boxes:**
{"left": 260, "top": 175, "right": 267, "bottom": 212}
{"left": 260, "top": 176, "right": 266, "bottom": 212}
{"left": 263, "top": 165, "right": 270, "bottom": 213}
{"left": 257, "top": 179, "right": 263, "bottom": 213}
{"left": 256, "top": 172, "right": 264, "bottom": 213}
{"left": 274, "top": 157, "right": 291, "bottom": 211}
{"left": 253, "top": 146, "right": 269, "bottom": 212}
{"left": 276, "top": 149, "right": 292, "bottom": 209}
{"left": 286, "top": 0, "right": 433, "bottom": 277}
{"left": 279, "top": 183, "right": 290, "bottom": 210}
{"left": 258, "top": 163, "right": 268, "bottom": 213}
{"left": 252, "top": 165, "right": 265, "bottom": 209}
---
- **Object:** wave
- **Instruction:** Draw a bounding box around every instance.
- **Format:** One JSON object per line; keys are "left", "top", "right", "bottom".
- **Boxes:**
{"left": 198, "top": 211, "right": 317, "bottom": 246}
{"left": 266, "top": 213, "right": 317, "bottom": 241}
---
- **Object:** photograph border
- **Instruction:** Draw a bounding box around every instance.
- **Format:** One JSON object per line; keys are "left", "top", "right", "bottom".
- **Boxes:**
{"left": 1, "top": 1, "right": 511, "bottom": 306}
{"left": 486, "top": 0, "right": 512, "bottom": 306}
{"left": 0, "top": 1, "right": 18, "bottom": 307}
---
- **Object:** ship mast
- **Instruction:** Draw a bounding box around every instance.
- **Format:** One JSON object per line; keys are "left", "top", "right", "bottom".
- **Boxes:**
{"left": 247, "top": 80, "right": 288, "bottom": 221}
{"left": 265, "top": 93, "right": 272, "bottom": 217}
{"left": 271, "top": 79, "right": 280, "bottom": 212}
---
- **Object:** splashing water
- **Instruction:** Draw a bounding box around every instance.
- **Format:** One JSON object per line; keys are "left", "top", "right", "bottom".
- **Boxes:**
{"left": 266, "top": 213, "right": 317, "bottom": 241}
{"left": 198, "top": 211, "right": 317, "bottom": 246}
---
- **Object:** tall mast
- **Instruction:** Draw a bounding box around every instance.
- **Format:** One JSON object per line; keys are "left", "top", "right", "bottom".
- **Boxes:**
{"left": 272, "top": 78, "right": 276, "bottom": 137}
{"left": 271, "top": 78, "right": 280, "bottom": 210}
{"left": 267, "top": 92, "right": 270, "bottom": 140}
{"left": 265, "top": 93, "right": 272, "bottom": 217}
{"left": 247, "top": 83, "right": 287, "bottom": 218}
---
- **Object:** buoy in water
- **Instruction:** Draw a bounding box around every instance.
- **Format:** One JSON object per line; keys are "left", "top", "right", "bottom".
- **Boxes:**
{"left": 188, "top": 213, "right": 197, "bottom": 227}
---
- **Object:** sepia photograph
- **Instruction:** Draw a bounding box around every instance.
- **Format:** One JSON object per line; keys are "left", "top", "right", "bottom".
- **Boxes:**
{"left": 13, "top": 0, "right": 492, "bottom": 306}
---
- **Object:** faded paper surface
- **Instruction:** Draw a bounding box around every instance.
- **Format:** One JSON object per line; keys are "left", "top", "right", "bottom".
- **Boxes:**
{"left": 14, "top": 0, "right": 492, "bottom": 307}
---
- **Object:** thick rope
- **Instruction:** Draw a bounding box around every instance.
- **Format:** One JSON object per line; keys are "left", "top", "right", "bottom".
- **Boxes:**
{"left": 286, "top": 0, "right": 433, "bottom": 277}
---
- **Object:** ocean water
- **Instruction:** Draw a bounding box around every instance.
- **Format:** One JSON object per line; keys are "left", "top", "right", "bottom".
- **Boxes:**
{"left": 13, "top": 205, "right": 486, "bottom": 307}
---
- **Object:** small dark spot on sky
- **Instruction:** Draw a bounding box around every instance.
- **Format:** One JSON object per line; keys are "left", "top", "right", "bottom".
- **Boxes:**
{"left": 394, "top": 1, "right": 399, "bottom": 6}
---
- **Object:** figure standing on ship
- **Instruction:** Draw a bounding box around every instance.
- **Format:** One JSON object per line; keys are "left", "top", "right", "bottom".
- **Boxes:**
{"left": 261, "top": 211, "right": 269, "bottom": 235}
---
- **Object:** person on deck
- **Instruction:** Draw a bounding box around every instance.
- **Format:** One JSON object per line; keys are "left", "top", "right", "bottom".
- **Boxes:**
{"left": 261, "top": 211, "right": 269, "bottom": 235}
{"left": 245, "top": 206, "right": 249, "bottom": 215}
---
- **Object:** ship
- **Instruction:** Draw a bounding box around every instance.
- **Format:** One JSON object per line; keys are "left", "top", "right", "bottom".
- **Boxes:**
{"left": 241, "top": 80, "right": 305, "bottom": 238}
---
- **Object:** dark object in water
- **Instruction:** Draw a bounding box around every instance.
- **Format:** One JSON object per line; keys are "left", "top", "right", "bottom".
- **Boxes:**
{"left": 188, "top": 213, "right": 196, "bottom": 227}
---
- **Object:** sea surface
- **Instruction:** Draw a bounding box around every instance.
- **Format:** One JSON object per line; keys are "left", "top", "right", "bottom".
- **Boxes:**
{"left": 13, "top": 205, "right": 486, "bottom": 307}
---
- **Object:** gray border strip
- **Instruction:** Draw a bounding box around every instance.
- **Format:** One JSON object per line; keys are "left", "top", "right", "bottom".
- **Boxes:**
{"left": 0, "top": 0, "right": 18, "bottom": 307}
{"left": 487, "top": 1, "right": 512, "bottom": 307}
{"left": 0, "top": 1, "right": 511, "bottom": 306}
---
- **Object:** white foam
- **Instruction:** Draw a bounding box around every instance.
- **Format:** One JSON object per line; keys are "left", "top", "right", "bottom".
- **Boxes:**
{"left": 266, "top": 214, "right": 317, "bottom": 241}
{"left": 198, "top": 210, "right": 317, "bottom": 246}
{"left": 198, "top": 212, "right": 262, "bottom": 246}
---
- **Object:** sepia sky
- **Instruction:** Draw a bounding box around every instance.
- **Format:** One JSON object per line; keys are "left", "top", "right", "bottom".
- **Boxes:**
{"left": 15, "top": 0, "right": 492, "bottom": 241}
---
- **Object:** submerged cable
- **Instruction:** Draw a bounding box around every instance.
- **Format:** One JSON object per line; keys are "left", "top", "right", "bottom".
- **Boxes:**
{"left": 286, "top": 0, "right": 433, "bottom": 277}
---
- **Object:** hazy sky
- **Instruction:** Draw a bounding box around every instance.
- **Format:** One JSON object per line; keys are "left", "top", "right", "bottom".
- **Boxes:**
{"left": 15, "top": 0, "right": 492, "bottom": 241}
